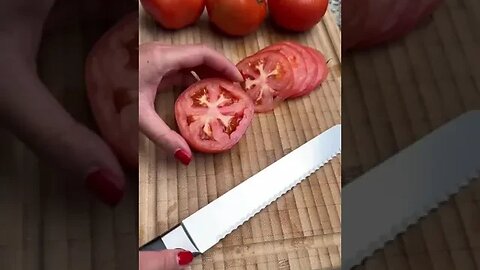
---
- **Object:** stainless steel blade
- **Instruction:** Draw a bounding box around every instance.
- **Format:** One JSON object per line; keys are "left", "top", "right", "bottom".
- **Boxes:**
{"left": 184, "top": 124, "right": 341, "bottom": 253}
{"left": 342, "top": 110, "right": 480, "bottom": 270}
{"left": 140, "top": 124, "right": 341, "bottom": 253}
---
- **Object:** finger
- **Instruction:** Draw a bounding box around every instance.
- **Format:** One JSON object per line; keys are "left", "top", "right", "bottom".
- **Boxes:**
{"left": 0, "top": 60, "right": 126, "bottom": 207}
{"left": 139, "top": 250, "right": 194, "bottom": 270}
{"left": 139, "top": 96, "right": 193, "bottom": 165}
{"left": 163, "top": 44, "right": 244, "bottom": 82}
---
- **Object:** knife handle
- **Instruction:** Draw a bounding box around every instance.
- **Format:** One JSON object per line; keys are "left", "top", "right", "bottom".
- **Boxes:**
{"left": 139, "top": 235, "right": 167, "bottom": 251}
{"left": 139, "top": 224, "right": 200, "bottom": 254}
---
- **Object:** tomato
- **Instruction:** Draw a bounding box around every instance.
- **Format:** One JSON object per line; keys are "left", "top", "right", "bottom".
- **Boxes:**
{"left": 298, "top": 46, "right": 328, "bottom": 96}
{"left": 206, "top": 0, "right": 267, "bottom": 36}
{"left": 140, "top": 0, "right": 205, "bottom": 30}
{"left": 268, "top": 0, "right": 328, "bottom": 32}
{"left": 342, "top": 0, "right": 371, "bottom": 50}
{"left": 259, "top": 42, "right": 308, "bottom": 97}
{"left": 285, "top": 43, "right": 320, "bottom": 98}
{"left": 237, "top": 51, "right": 294, "bottom": 112}
{"left": 175, "top": 79, "right": 255, "bottom": 153}
{"left": 85, "top": 13, "right": 138, "bottom": 169}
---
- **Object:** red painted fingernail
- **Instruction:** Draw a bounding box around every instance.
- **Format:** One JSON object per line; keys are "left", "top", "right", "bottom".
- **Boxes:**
{"left": 85, "top": 168, "right": 125, "bottom": 207}
{"left": 174, "top": 149, "right": 191, "bottom": 165}
{"left": 177, "top": 251, "right": 193, "bottom": 266}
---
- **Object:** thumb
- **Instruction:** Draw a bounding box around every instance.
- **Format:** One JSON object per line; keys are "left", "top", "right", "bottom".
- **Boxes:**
{"left": 139, "top": 250, "right": 194, "bottom": 270}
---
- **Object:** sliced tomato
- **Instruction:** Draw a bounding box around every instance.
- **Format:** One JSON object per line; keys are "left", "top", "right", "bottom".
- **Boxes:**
{"left": 300, "top": 47, "right": 328, "bottom": 94}
{"left": 342, "top": 0, "right": 371, "bottom": 50}
{"left": 175, "top": 79, "right": 255, "bottom": 153}
{"left": 237, "top": 51, "right": 294, "bottom": 112}
{"left": 85, "top": 13, "right": 138, "bottom": 169}
{"left": 259, "top": 42, "right": 308, "bottom": 97}
{"left": 354, "top": 0, "right": 394, "bottom": 47}
{"left": 355, "top": 0, "right": 410, "bottom": 48}
{"left": 283, "top": 42, "right": 320, "bottom": 98}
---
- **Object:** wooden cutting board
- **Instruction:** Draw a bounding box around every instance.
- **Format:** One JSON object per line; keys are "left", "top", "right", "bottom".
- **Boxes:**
{"left": 139, "top": 7, "right": 342, "bottom": 270}
{"left": 344, "top": 0, "right": 480, "bottom": 268}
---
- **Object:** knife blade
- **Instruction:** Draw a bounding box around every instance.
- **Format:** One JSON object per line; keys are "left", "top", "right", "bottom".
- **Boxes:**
{"left": 140, "top": 124, "right": 341, "bottom": 253}
{"left": 342, "top": 110, "right": 480, "bottom": 270}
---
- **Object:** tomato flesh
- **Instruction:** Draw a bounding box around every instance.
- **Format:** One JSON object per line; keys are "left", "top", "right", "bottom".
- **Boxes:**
{"left": 175, "top": 79, "right": 254, "bottom": 153}
{"left": 259, "top": 42, "right": 308, "bottom": 97}
{"left": 237, "top": 51, "right": 294, "bottom": 112}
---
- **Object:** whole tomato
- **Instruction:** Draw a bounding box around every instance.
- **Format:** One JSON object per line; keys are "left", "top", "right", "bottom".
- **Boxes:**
{"left": 268, "top": 0, "right": 328, "bottom": 32}
{"left": 206, "top": 0, "right": 267, "bottom": 36}
{"left": 140, "top": 0, "right": 205, "bottom": 30}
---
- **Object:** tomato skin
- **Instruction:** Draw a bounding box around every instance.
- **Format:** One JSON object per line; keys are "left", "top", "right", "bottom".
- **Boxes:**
{"left": 140, "top": 0, "right": 205, "bottom": 30}
{"left": 268, "top": 0, "right": 328, "bottom": 32}
{"left": 206, "top": 0, "right": 267, "bottom": 36}
{"left": 175, "top": 79, "right": 255, "bottom": 153}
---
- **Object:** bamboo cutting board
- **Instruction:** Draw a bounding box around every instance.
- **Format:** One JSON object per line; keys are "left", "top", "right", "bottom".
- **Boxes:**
{"left": 139, "top": 7, "right": 342, "bottom": 270}
{"left": 344, "top": 0, "right": 480, "bottom": 268}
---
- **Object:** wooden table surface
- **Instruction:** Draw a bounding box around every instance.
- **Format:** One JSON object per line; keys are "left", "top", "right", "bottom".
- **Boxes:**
{"left": 139, "top": 6, "right": 342, "bottom": 270}
{"left": 344, "top": 0, "right": 480, "bottom": 268}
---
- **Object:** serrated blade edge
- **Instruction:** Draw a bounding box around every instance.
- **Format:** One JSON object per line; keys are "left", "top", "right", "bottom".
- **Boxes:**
{"left": 342, "top": 111, "right": 480, "bottom": 270}
{"left": 183, "top": 124, "right": 341, "bottom": 253}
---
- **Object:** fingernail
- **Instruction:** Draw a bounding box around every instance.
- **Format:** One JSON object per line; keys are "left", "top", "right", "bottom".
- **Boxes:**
{"left": 174, "top": 149, "right": 191, "bottom": 165}
{"left": 177, "top": 251, "right": 193, "bottom": 266}
{"left": 86, "top": 168, "right": 125, "bottom": 207}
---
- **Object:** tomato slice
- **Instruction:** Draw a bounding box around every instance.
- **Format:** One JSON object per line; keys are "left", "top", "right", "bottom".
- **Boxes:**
{"left": 342, "top": 0, "right": 371, "bottom": 50}
{"left": 354, "top": 0, "right": 394, "bottom": 47}
{"left": 306, "top": 47, "right": 329, "bottom": 90}
{"left": 85, "top": 13, "right": 138, "bottom": 169}
{"left": 284, "top": 42, "right": 321, "bottom": 98}
{"left": 175, "top": 79, "right": 255, "bottom": 153}
{"left": 259, "top": 42, "right": 308, "bottom": 97}
{"left": 237, "top": 51, "right": 294, "bottom": 112}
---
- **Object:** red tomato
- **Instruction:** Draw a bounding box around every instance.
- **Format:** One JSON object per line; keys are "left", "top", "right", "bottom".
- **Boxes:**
{"left": 301, "top": 46, "right": 328, "bottom": 95}
{"left": 259, "top": 42, "right": 308, "bottom": 97}
{"left": 140, "top": 0, "right": 205, "bottom": 30}
{"left": 175, "top": 79, "right": 255, "bottom": 153}
{"left": 206, "top": 0, "right": 267, "bottom": 36}
{"left": 85, "top": 13, "right": 138, "bottom": 169}
{"left": 285, "top": 42, "right": 320, "bottom": 98}
{"left": 268, "top": 0, "right": 328, "bottom": 32}
{"left": 237, "top": 51, "right": 294, "bottom": 112}
{"left": 342, "top": 0, "right": 371, "bottom": 50}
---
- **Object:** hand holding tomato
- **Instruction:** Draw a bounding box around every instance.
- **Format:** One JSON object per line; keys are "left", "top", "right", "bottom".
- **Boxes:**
{"left": 139, "top": 43, "right": 243, "bottom": 165}
{"left": 0, "top": 0, "right": 127, "bottom": 207}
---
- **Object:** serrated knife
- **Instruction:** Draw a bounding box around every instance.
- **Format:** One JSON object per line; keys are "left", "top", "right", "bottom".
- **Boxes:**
{"left": 140, "top": 124, "right": 341, "bottom": 253}
{"left": 343, "top": 110, "right": 480, "bottom": 270}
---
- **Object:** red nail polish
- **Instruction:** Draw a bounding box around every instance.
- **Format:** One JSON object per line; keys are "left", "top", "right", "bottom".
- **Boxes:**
{"left": 177, "top": 251, "right": 193, "bottom": 266}
{"left": 85, "top": 168, "right": 124, "bottom": 207}
{"left": 174, "top": 149, "right": 191, "bottom": 165}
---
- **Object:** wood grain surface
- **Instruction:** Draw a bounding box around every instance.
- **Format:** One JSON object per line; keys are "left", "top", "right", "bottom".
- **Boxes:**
{"left": 139, "top": 7, "right": 342, "bottom": 270}
{"left": 343, "top": 0, "right": 480, "bottom": 269}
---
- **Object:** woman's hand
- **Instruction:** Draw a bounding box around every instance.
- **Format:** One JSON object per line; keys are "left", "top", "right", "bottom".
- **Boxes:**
{"left": 140, "top": 250, "right": 194, "bottom": 270}
{"left": 0, "top": 0, "right": 126, "bottom": 206}
{"left": 138, "top": 43, "right": 243, "bottom": 165}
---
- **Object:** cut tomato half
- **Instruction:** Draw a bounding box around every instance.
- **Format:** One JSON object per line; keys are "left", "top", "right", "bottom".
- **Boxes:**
{"left": 237, "top": 51, "right": 294, "bottom": 112}
{"left": 175, "top": 79, "right": 255, "bottom": 153}
{"left": 85, "top": 12, "right": 138, "bottom": 169}
{"left": 259, "top": 42, "right": 308, "bottom": 97}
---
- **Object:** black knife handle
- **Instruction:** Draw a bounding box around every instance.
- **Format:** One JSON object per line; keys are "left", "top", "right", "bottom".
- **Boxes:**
{"left": 139, "top": 224, "right": 179, "bottom": 251}
{"left": 139, "top": 224, "right": 200, "bottom": 255}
